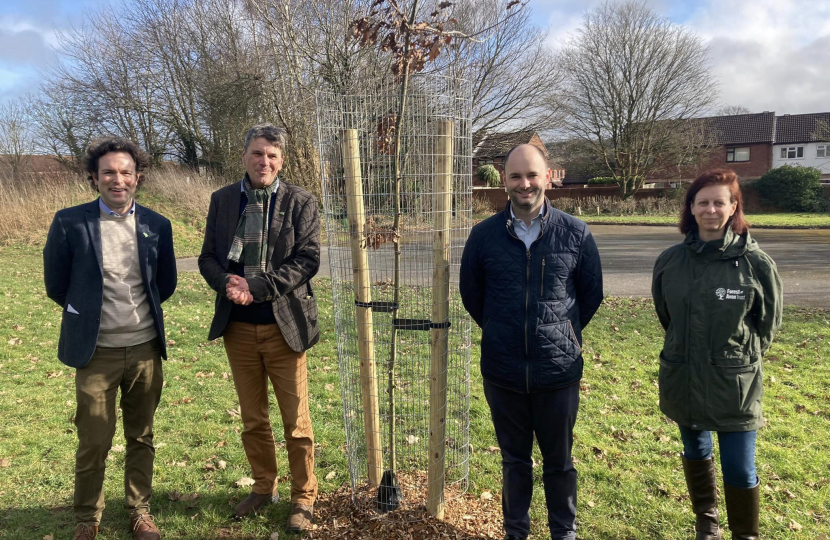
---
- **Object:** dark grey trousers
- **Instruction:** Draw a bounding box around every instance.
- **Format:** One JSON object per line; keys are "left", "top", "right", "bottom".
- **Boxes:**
{"left": 483, "top": 379, "right": 580, "bottom": 540}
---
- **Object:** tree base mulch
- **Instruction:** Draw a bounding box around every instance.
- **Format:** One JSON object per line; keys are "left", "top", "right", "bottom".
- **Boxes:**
{"left": 306, "top": 484, "right": 504, "bottom": 539}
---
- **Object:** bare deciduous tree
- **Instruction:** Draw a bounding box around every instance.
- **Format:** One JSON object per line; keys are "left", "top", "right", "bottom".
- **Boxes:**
{"left": 0, "top": 99, "right": 35, "bottom": 180}
{"left": 560, "top": 0, "right": 717, "bottom": 196}
{"left": 715, "top": 105, "right": 753, "bottom": 116}
{"left": 441, "top": 0, "right": 564, "bottom": 136}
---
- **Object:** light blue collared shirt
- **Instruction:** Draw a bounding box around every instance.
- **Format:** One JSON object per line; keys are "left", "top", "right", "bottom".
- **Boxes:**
{"left": 98, "top": 197, "right": 136, "bottom": 217}
{"left": 510, "top": 204, "right": 546, "bottom": 250}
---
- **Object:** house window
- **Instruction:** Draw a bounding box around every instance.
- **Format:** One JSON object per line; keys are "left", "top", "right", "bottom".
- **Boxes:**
{"left": 780, "top": 146, "right": 804, "bottom": 159}
{"left": 726, "top": 147, "right": 750, "bottom": 162}
{"left": 818, "top": 145, "right": 827, "bottom": 158}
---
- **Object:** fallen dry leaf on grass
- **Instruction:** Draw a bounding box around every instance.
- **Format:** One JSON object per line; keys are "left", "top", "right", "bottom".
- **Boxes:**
{"left": 43, "top": 535, "right": 54, "bottom": 540}
{"left": 235, "top": 477, "right": 255, "bottom": 488}
{"left": 0, "top": 459, "right": 10, "bottom": 467}
{"left": 325, "top": 471, "right": 337, "bottom": 480}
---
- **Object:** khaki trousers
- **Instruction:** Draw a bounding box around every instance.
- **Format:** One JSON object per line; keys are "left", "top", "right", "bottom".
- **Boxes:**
{"left": 73, "top": 338, "right": 163, "bottom": 526}
{"left": 223, "top": 322, "right": 317, "bottom": 505}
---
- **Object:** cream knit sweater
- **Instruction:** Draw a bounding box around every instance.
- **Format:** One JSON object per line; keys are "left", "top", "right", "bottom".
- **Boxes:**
{"left": 97, "top": 210, "right": 157, "bottom": 347}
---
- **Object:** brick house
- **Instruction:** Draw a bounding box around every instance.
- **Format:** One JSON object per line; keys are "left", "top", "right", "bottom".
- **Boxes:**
{"left": 648, "top": 112, "right": 776, "bottom": 184}
{"left": 772, "top": 112, "right": 830, "bottom": 178}
{"left": 472, "top": 130, "right": 565, "bottom": 187}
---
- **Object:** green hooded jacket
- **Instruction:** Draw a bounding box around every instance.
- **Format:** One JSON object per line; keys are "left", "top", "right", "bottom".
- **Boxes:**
{"left": 652, "top": 229, "right": 783, "bottom": 432}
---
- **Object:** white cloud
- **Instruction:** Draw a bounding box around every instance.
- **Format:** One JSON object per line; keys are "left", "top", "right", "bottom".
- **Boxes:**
{"left": 0, "top": 17, "right": 61, "bottom": 49}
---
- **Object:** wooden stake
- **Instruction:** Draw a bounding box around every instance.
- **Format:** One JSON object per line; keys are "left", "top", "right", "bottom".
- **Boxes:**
{"left": 341, "top": 129, "right": 383, "bottom": 487}
{"left": 427, "top": 120, "right": 453, "bottom": 519}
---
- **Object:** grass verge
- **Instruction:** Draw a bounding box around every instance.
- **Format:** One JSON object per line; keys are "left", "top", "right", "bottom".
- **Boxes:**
{"left": 0, "top": 246, "right": 828, "bottom": 539}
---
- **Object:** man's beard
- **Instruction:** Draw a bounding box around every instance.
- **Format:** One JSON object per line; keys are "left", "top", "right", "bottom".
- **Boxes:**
{"left": 511, "top": 189, "right": 543, "bottom": 210}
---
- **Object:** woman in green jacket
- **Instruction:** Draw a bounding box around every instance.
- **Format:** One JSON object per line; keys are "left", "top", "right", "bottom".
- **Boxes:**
{"left": 652, "top": 169, "right": 783, "bottom": 540}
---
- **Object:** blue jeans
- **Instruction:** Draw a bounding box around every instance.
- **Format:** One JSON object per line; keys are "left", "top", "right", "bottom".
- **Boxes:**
{"left": 678, "top": 425, "right": 758, "bottom": 488}
{"left": 483, "top": 379, "right": 580, "bottom": 540}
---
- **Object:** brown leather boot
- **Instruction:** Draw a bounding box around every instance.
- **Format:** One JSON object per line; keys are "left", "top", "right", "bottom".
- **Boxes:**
{"left": 724, "top": 481, "right": 760, "bottom": 540}
{"left": 285, "top": 503, "right": 313, "bottom": 532}
{"left": 130, "top": 513, "right": 160, "bottom": 540}
{"left": 682, "top": 456, "right": 722, "bottom": 540}
{"left": 232, "top": 491, "right": 279, "bottom": 520}
{"left": 71, "top": 524, "right": 98, "bottom": 540}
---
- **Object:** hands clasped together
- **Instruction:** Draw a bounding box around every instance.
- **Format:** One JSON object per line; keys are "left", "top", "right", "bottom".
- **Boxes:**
{"left": 226, "top": 275, "right": 253, "bottom": 305}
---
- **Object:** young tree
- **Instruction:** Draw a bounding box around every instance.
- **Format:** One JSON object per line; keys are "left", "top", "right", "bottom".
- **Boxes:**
{"left": 560, "top": 0, "right": 717, "bottom": 197}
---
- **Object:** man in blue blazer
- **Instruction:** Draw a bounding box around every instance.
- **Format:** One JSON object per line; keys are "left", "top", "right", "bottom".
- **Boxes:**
{"left": 43, "top": 138, "right": 176, "bottom": 540}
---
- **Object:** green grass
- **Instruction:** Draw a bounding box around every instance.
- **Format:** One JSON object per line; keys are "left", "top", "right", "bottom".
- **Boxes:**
{"left": 1, "top": 246, "right": 828, "bottom": 539}
{"left": 134, "top": 191, "right": 208, "bottom": 258}
{"left": 577, "top": 213, "right": 830, "bottom": 229}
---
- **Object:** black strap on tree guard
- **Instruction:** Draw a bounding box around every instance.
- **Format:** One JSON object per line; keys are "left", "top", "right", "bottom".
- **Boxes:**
{"left": 354, "top": 301, "right": 451, "bottom": 331}
{"left": 354, "top": 300, "right": 398, "bottom": 313}
{"left": 393, "top": 319, "right": 451, "bottom": 331}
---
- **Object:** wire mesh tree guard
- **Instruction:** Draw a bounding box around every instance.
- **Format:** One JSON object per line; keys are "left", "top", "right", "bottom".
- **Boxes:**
{"left": 316, "top": 75, "right": 472, "bottom": 520}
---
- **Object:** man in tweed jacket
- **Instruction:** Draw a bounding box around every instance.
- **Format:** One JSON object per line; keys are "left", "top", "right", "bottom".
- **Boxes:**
{"left": 198, "top": 124, "right": 320, "bottom": 531}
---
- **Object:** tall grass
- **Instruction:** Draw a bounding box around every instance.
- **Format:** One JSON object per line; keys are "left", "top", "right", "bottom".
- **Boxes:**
{"left": 0, "top": 173, "right": 91, "bottom": 245}
{"left": 0, "top": 168, "right": 226, "bottom": 248}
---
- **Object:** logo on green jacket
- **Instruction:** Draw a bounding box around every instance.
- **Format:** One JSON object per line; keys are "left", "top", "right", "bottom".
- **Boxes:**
{"left": 715, "top": 287, "right": 745, "bottom": 301}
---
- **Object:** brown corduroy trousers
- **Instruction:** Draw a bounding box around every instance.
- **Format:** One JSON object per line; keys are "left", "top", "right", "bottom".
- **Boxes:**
{"left": 223, "top": 322, "right": 317, "bottom": 505}
{"left": 73, "top": 338, "right": 163, "bottom": 527}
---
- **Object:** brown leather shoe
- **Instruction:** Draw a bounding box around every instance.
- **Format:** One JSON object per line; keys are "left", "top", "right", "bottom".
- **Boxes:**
{"left": 130, "top": 513, "right": 160, "bottom": 540}
{"left": 285, "top": 503, "right": 313, "bottom": 532}
{"left": 232, "top": 491, "right": 279, "bottom": 520}
{"left": 71, "top": 524, "right": 98, "bottom": 540}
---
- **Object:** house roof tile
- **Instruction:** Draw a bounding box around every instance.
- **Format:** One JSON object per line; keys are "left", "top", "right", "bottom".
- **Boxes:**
{"left": 773, "top": 112, "right": 830, "bottom": 144}
{"left": 472, "top": 130, "right": 540, "bottom": 159}
{"left": 695, "top": 112, "right": 776, "bottom": 145}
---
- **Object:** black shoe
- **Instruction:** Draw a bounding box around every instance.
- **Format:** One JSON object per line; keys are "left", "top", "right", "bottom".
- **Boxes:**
{"left": 504, "top": 536, "right": 526, "bottom": 540}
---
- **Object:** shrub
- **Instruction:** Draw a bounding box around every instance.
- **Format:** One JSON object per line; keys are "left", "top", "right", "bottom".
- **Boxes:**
{"left": 472, "top": 193, "right": 496, "bottom": 215}
{"left": 550, "top": 195, "right": 682, "bottom": 216}
{"left": 476, "top": 164, "right": 501, "bottom": 187}
{"left": 754, "top": 165, "right": 826, "bottom": 212}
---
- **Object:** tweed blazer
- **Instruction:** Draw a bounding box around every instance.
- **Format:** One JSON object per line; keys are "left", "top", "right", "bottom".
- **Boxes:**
{"left": 198, "top": 180, "right": 320, "bottom": 352}
{"left": 43, "top": 199, "right": 177, "bottom": 368}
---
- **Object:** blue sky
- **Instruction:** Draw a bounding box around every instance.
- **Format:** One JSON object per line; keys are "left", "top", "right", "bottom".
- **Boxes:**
{"left": 0, "top": 0, "right": 108, "bottom": 99}
{"left": 2, "top": 0, "right": 830, "bottom": 115}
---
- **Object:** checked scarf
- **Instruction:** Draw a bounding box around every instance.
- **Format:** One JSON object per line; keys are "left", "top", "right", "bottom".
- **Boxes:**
{"left": 228, "top": 176, "right": 278, "bottom": 276}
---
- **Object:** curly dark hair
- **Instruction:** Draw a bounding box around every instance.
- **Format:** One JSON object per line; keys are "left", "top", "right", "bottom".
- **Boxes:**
{"left": 84, "top": 137, "right": 151, "bottom": 190}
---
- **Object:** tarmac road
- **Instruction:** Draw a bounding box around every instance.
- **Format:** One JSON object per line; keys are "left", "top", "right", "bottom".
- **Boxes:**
{"left": 177, "top": 225, "right": 830, "bottom": 307}
{"left": 589, "top": 225, "right": 830, "bottom": 308}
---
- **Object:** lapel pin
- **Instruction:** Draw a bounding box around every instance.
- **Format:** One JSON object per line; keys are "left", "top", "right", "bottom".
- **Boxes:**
{"left": 279, "top": 211, "right": 285, "bottom": 216}
{"left": 143, "top": 232, "right": 149, "bottom": 237}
